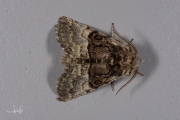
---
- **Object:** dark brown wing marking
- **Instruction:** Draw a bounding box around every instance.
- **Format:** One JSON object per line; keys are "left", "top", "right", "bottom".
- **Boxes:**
{"left": 87, "top": 32, "right": 122, "bottom": 89}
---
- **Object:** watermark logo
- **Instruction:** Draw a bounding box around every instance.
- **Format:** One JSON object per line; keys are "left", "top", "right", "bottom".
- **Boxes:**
{"left": 6, "top": 105, "right": 23, "bottom": 114}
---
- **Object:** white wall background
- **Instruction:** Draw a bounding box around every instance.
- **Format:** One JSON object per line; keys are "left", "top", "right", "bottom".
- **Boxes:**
{"left": 0, "top": 0, "right": 180, "bottom": 120}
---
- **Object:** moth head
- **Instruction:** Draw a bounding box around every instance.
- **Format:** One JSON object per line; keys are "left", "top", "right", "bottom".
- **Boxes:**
{"left": 116, "top": 45, "right": 142, "bottom": 76}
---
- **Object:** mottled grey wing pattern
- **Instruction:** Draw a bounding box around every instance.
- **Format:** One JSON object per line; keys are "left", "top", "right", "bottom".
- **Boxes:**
{"left": 55, "top": 16, "right": 90, "bottom": 63}
{"left": 56, "top": 65, "right": 93, "bottom": 102}
{"left": 55, "top": 16, "right": 95, "bottom": 102}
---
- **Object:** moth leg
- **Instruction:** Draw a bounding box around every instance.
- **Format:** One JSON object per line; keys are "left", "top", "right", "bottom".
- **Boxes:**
{"left": 111, "top": 81, "right": 114, "bottom": 91}
{"left": 111, "top": 23, "right": 130, "bottom": 43}
{"left": 130, "top": 39, "right": 134, "bottom": 43}
{"left": 111, "top": 23, "right": 123, "bottom": 41}
{"left": 125, "top": 39, "right": 134, "bottom": 47}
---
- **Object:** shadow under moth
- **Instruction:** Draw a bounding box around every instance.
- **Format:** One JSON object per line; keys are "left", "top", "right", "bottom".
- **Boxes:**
{"left": 55, "top": 16, "right": 143, "bottom": 102}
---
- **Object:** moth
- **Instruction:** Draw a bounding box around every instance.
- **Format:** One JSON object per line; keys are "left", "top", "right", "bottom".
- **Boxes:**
{"left": 55, "top": 16, "right": 143, "bottom": 102}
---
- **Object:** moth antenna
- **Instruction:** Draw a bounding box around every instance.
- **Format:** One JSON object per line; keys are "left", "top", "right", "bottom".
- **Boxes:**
{"left": 112, "top": 23, "right": 138, "bottom": 53}
{"left": 115, "top": 70, "right": 138, "bottom": 96}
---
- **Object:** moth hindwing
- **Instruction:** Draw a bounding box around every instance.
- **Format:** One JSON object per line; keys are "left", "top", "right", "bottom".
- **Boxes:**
{"left": 55, "top": 16, "right": 142, "bottom": 102}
